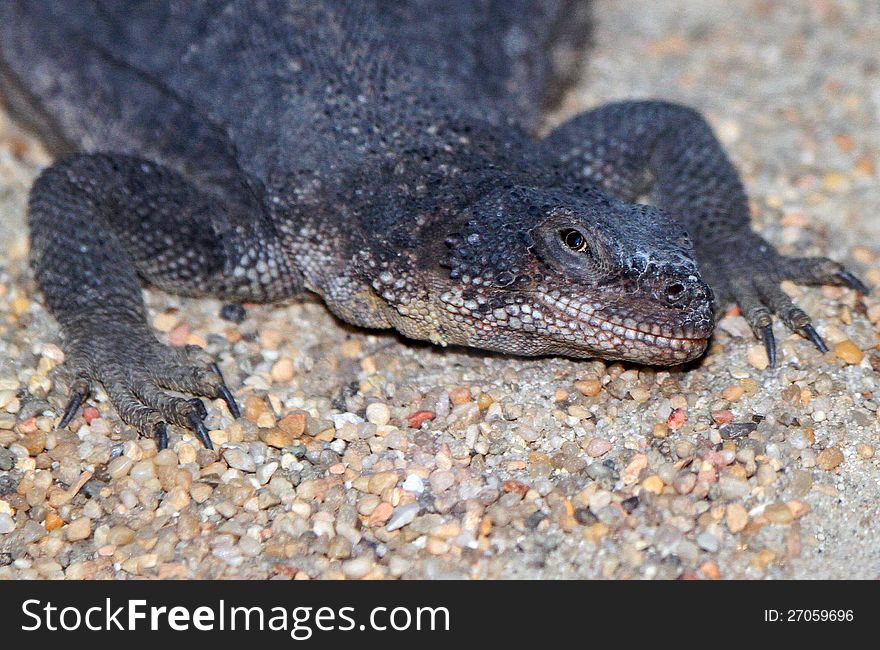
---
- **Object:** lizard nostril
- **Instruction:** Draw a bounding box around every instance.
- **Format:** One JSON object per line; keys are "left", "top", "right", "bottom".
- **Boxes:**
{"left": 665, "top": 282, "right": 686, "bottom": 303}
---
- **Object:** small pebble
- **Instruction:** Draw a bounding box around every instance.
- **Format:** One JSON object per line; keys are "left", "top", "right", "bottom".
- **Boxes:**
{"left": 65, "top": 517, "right": 91, "bottom": 542}
{"left": 726, "top": 504, "right": 749, "bottom": 533}
{"left": 834, "top": 339, "right": 864, "bottom": 365}
{"left": 586, "top": 438, "right": 612, "bottom": 457}
{"left": 0, "top": 513, "right": 15, "bottom": 534}
{"left": 386, "top": 503, "right": 419, "bottom": 531}
{"left": 747, "top": 345, "right": 769, "bottom": 370}
{"left": 817, "top": 447, "right": 844, "bottom": 471}
{"left": 574, "top": 379, "right": 602, "bottom": 397}
{"left": 224, "top": 448, "right": 256, "bottom": 472}
{"left": 366, "top": 402, "right": 391, "bottom": 426}
{"left": 857, "top": 443, "right": 875, "bottom": 459}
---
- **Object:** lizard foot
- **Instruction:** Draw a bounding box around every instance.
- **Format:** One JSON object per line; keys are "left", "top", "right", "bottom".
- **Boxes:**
{"left": 57, "top": 328, "right": 240, "bottom": 450}
{"left": 718, "top": 251, "right": 868, "bottom": 366}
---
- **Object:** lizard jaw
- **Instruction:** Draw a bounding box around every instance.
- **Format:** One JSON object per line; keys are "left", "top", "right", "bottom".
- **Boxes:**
{"left": 432, "top": 286, "right": 712, "bottom": 365}
{"left": 540, "top": 293, "right": 713, "bottom": 364}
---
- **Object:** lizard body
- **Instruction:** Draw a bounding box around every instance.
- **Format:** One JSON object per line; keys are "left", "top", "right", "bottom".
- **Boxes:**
{"left": 0, "top": 1, "right": 865, "bottom": 447}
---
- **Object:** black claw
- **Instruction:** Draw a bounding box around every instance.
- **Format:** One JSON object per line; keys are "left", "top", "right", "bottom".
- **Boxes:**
{"left": 154, "top": 422, "right": 169, "bottom": 450}
{"left": 189, "top": 398, "right": 208, "bottom": 420}
{"left": 836, "top": 270, "right": 870, "bottom": 295}
{"left": 188, "top": 413, "right": 213, "bottom": 450}
{"left": 800, "top": 323, "right": 829, "bottom": 354}
{"left": 58, "top": 383, "right": 89, "bottom": 429}
{"left": 760, "top": 324, "right": 777, "bottom": 368}
{"left": 210, "top": 362, "right": 241, "bottom": 419}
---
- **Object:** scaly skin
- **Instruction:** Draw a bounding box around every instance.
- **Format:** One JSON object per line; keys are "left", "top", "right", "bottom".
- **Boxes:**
{"left": 0, "top": 1, "right": 866, "bottom": 447}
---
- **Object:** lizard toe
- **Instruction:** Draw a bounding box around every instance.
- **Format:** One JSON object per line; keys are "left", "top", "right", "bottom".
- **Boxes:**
{"left": 780, "top": 255, "right": 870, "bottom": 294}
{"left": 153, "top": 351, "right": 241, "bottom": 419}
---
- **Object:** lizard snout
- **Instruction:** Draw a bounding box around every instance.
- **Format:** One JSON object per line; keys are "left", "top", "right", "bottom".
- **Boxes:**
{"left": 646, "top": 272, "right": 714, "bottom": 314}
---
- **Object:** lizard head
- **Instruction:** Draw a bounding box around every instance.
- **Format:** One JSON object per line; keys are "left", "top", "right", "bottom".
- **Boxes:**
{"left": 438, "top": 185, "right": 715, "bottom": 365}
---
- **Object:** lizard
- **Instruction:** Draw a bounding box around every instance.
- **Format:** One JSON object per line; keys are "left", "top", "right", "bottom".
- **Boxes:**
{"left": 0, "top": 0, "right": 868, "bottom": 450}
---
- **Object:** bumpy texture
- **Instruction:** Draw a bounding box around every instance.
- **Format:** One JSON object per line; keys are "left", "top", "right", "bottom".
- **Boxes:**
{"left": 0, "top": 0, "right": 864, "bottom": 446}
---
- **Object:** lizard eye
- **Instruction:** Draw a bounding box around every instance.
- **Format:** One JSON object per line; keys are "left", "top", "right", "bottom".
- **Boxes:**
{"left": 561, "top": 229, "right": 588, "bottom": 252}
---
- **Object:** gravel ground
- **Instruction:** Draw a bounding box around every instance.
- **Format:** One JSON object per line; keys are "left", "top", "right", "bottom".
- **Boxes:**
{"left": 1, "top": 0, "right": 879, "bottom": 580}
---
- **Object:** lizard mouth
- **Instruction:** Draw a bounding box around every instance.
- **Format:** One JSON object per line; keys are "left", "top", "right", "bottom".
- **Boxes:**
{"left": 541, "top": 293, "right": 713, "bottom": 364}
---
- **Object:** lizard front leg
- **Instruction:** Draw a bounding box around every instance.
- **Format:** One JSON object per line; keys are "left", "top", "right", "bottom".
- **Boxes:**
{"left": 29, "top": 153, "right": 302, "bottom": 448}
{"left": 542, "top": 100, "right": 868, "bottom": 365}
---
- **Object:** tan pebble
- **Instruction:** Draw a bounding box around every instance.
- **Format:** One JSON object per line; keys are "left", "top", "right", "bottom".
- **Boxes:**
{"left": 367, "top": 502, "right": 393, "bottom": 526}
{"left": 574, "top": 379, "right": 602, "bottom": 397}
{"left": 426, "top": 538, "right": 450, "bottom": 555}
{"left": 856, "top": 443, "right": 875, "bottom": 459}
{"left": 622, "top": 453, "right": 648, "bottom": 483}
{"left": 20, "top": 432, "right": 46, "bottom": 456}
{"left": 476, "top": 393, "right": 494, "bottom": 409}
{"left": 583, "top": 438, "right": 610, "bottom": 458}
{"left": 44, "top": 512, "right": 64, "bottom": 532}
{"left": 256, "top": 412, "right": 276, "bottom": 428}
{"left": 824, "top": 171, "right": 850, "bottom": 192}
{"left": 177, "top": 443, "right": 197, "bottom": 465}
{"left": 726, "top": 503, "right": 748, "bottom": 533}
{"left": 39, "top": 343, "right": 65, "bottom": 364}
{"left": 186, "top": 334, "right": 208, "bottom": 347}
{"left": 154, "top": 448, "right": 178, "bottom": 466}
{"left": 449, "top": 386, "right": 472, "bottom": 405}
{"left": 854, "top": 155, "right": 876, "bottom": 177}
{"left": 340, "top": 339, "right": 362, "bottom": 359}
{"left": 584, "top": 522, "right": 609, "bottom": 543}
{"left": 65, "top": 516, "right": 92, "bottom": 541}
{"left": 244, "top": 395, "right": 269, "bottom": 421}
{"left": 700, "top": 561, "right": 721, "bottom": 580}
{"left": 107, "top": 525, "right": 136, "bottom": 546}
{"left": 153, "top": 312, "right": 178, "bottom": 332}
{"left": 652, "top": 423, "right": 669, "bottom": 438}
{"left": 779, "top": 213, "right": 806, "bottom": 227}
{"left": 817, "top": 447, "right": 844, "bottom": 470}
{"left": 368, "top": 471, "right": 398, "bottom": 494}
{"left": 554, "top": 388, "right": 569, "bottom": 402}
{"left": 328, "top": 463, "right": 346, "bottom": 475}
{"left": 208, "top": 429, "right": 230, "bottom": 447}
{"left": 164, "top": 487, "right": 190, "bottom": 512}
{"left": 629, "top": 387, "right": 651, "bottom": 403}
{"left": 10, "top": 294, "right": 29, "bottom": 317}
{"left": 764, "top": 502, "right": 795, "bottom": 525}
{"left": 270, "top": 358, "right": 295, "bottom": 383}
{"left": 365, "top": 402, "right": 391, "bottom": 426}
{"left": 721, "top": 385, "right": 745, "bottom": 402}
{"left": 834, "top": 339, "right": 864, "bottom": 365}
{"left": 755, "top": 463, "right": 777, "bottom": 486}
{"left": 107, "top": 456, "right": 133, "bottom": 480}
{"left": 277, "top": 411, "right": 307, "bottom": 436}
{"left": 740, "top": 378, "right": 759, "bottom": 396}
{"left": 787, "top": 500, "right": 811, "bottom": 519}
{"left": 640, "top": 475, "right": 664, "bottom": 495}
{"left": 190, "top": 483, "right": 213, "bottom": 503}
{"left": 260, "top": 328, "right": 284, "bottom": 349}
{"left": 747, "top": 345, "right": 769, "bottom": 369}
{"left": 670, "top": 395, "right": 688, "bottom": 410}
